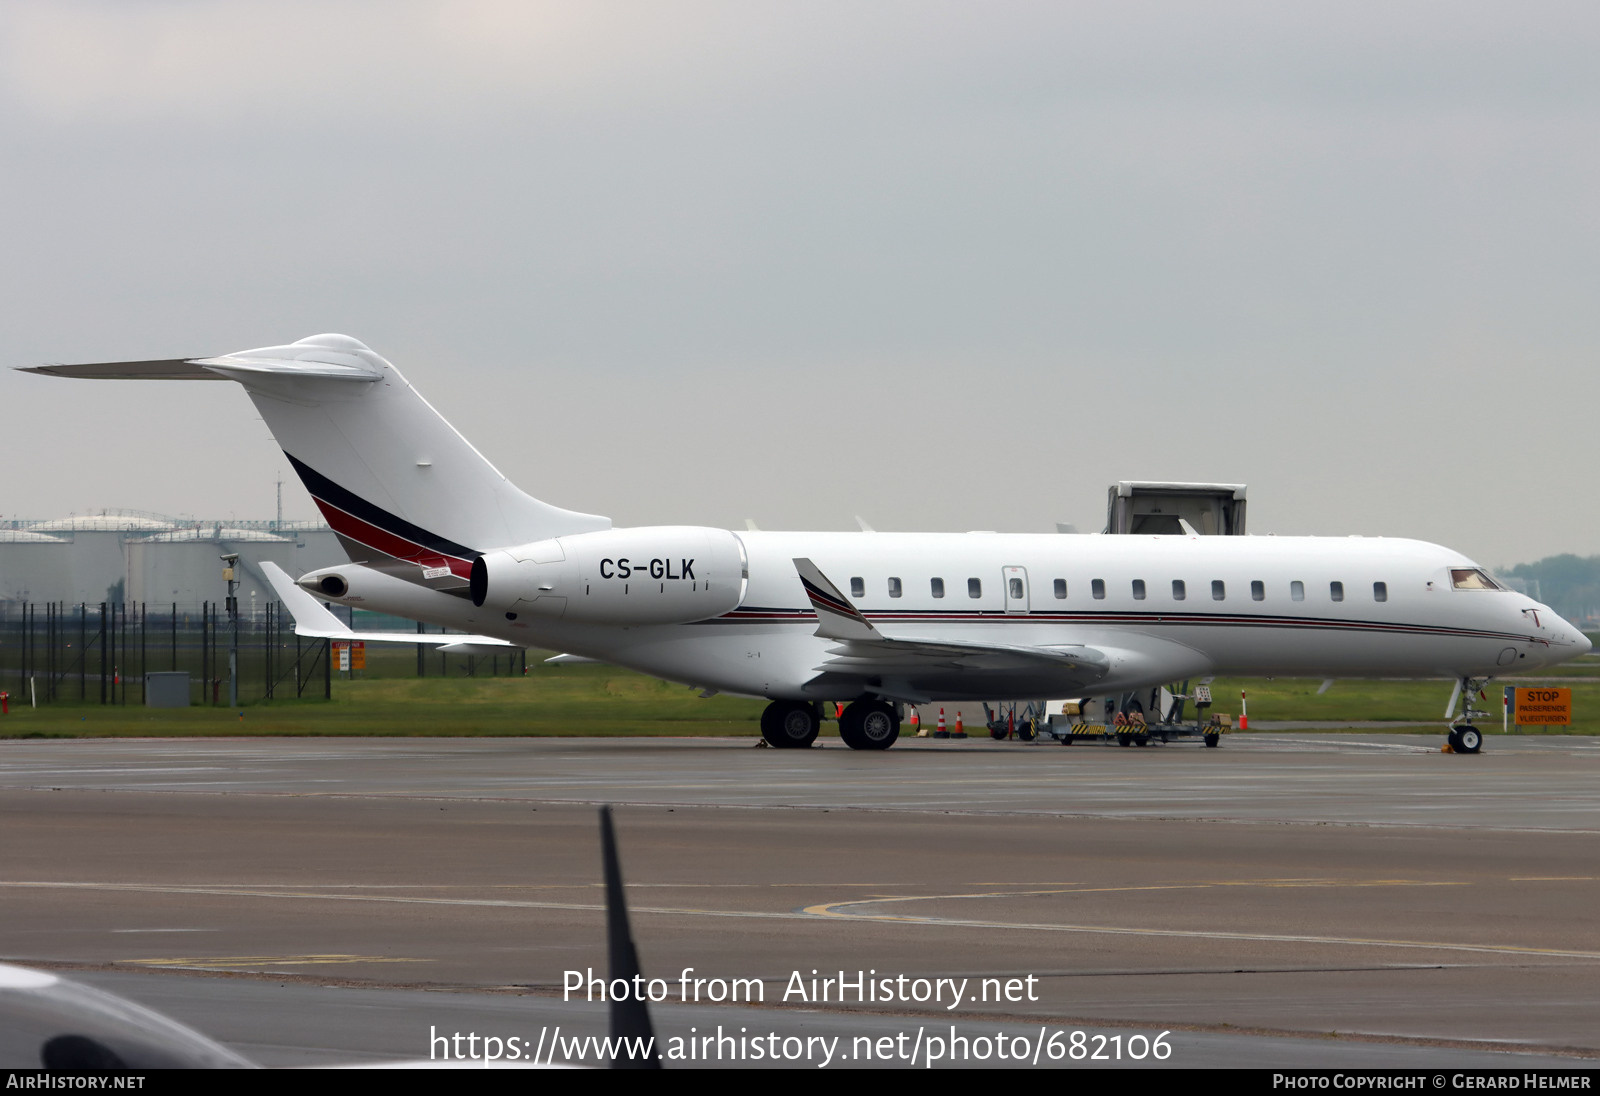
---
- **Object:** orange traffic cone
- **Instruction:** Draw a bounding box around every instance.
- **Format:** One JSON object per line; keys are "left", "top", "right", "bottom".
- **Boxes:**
{"left": 934, "top": 707, "right": 949, "bottom": 738}
{"left": 953, "top": 710, "right": 967, "bottom": 739}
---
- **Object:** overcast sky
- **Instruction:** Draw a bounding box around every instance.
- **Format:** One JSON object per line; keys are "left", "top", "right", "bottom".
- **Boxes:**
{"left": 2, "top": 1, "right": 1596, "bottom": 568}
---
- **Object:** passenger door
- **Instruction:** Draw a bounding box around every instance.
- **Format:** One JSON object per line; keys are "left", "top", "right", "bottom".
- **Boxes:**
{"left": 1003, "top": 566, "right": 1030, "bottom": 614}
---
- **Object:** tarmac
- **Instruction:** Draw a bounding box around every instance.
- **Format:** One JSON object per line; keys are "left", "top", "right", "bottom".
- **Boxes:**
{"left": 2, "top": 732, "right": 1597, "bottom": 1068}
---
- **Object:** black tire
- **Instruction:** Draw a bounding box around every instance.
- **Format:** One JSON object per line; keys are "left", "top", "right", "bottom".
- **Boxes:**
{"left": 1017, "top": 720, "right": 1037, "bottom": 742}
{"left": 760, "top": 701, "right": 818, "bottom": 748}
{"left": 1134, "top": 734, "right": 1149, "bottom": 747}
{"left": 1457, "top": 726, "right": 1482, "bottom": 754}
{"left": 989, "top": 724, "right": 1007, "bottom": 741}
{"left": 841, "top": 700, "right": 899, "bottom": 751}
{"left": 1117, "top": 732, "right": 1132, "bottom": 747}
{"left": 838, "top": 702, "right": 867, "bottom": 749}
{"left": 1446, "top": 728, "right": 1463, "bottom": 751}
{"left": 1203, "top": 733, "right": 1220, "bottom": 748}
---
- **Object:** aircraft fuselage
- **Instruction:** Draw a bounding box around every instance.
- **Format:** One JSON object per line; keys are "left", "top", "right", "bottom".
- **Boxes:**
{"left": 313, "top": 528, "right": 1585, "bottom": 703}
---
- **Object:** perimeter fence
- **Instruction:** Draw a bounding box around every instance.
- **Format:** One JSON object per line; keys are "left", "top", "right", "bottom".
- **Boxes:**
{"left": 0, "top": 602, "right": 527, "bottom": 707}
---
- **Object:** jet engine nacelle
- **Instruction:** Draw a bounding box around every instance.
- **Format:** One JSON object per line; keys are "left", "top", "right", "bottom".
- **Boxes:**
{"left": 471, "top": 526, "right": 746, "bottom": 625}
{"left": 295, "top": 563, "right": 468, "bottom": 621}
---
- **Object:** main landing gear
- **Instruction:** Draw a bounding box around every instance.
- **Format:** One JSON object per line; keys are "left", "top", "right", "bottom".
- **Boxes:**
{"left": 1445, "top": 675, "right": 1488, "bottom": 755}
{"left": 837, "top": 700, "right": 900, "bottom": 751}
{"left": 759, "top": 700, "right": 820, "bottom": 749}
{"left": 758, "top": 699, "right": 903, "bottom": 750}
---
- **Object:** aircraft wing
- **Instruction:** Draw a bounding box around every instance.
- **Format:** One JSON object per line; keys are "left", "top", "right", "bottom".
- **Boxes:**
{"left": 813, "top": 636, "right": 1109, "bottom": 676}
{"left": 260, "top": 562, "right": 516, "bottom": 649}
{"left": 792, "top": 558, "right": 1110, "bottom": 686}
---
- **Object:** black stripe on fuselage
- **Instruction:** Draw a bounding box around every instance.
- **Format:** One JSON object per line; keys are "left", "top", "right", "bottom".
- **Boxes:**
{"left": 703, "top": 606, "right": 1532, "bottom": 643}
{"left": 285, "top": 452, "right": 478, "bottom": 560}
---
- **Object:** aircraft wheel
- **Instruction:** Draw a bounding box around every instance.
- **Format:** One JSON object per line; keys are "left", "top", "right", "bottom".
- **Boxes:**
{"left": 989, "top": 725, "right": 1007, "bottom": 741}
{"left": 840, "top": 700, "right": 898, "bottom": 750}
{"left": 837, "top": 704, "right": 863, "bottom": 749}
{"left": 761, "top": 701, "right": 818, "bottom": 749}
{"left": 1446, "top": 728, "right": 1463, "bottom": 751}
{"left": 1017, "top": 720, "right": 1037, "bottom": 742}
{"left": 1457, "top": 726, "right": 1482, "bottom": 754}
{"left": 1203, "top": 733, "right": 1220, "bottom": 748}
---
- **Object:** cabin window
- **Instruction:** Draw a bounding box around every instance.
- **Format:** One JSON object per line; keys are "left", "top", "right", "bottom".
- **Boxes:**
{"left": 1009, "top": 577, "right": 1025, "bottom": 600}
{"left": 1091, "top": 579, "right": 1106, "bottom": 600}
{"left": 1373, "top": 581, "right": 1387, "bottom": 602}
{"left": 931, "top": 577, "right": 945, "bottom": 599}
{"left": 1290, "top": 580, "right": 1305, "bottom": 602}
{"left": 1172, "top": 580, "right": 1186, "bottom": 601}
{"left": 888, "top": 577, "right": 902, "bottom": 599}
{"left": 968, "top": 577, "right": 982, "bottom": 598}
{"left": 1329, "top": 581, "right": 1344, "bottom": 602}
{"left": 1053, "top": 578, "right": 1067, "bottom": 599}
{"left": 1451, "top": 568, "right": 1502, "bottom": 591}
{"left": 1132, "top": 579, "right": 1146, "bottom": 600}
{"left": 850, "top": 577, "right": 864, "bottom": 599}
{"left": 1251, "top": 580, "right": 1265, "bottom": 601}
{"left": 1212, "top": 580, "right": 1226, "bottom": 601}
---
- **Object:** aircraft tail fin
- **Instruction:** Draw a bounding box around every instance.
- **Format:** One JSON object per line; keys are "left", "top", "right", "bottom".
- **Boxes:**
{"left": 25, "top": 335, "right": 611, "bottom": 589}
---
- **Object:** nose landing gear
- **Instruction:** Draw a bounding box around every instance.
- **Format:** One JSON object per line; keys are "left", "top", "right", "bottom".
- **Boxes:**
{"left": 1445, "top": 675, "right": 1490, "bottom": 754}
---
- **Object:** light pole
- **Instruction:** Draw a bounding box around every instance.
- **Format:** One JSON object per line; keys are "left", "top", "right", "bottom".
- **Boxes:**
{"left": 221, "top": 553, "right": 239, "bottom": 708}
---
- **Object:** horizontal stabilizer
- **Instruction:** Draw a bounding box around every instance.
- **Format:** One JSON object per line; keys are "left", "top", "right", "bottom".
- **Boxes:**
{"left": 20, "top": 358, "right": 225, "bottom": 380}
{"left": 260, "top": 561, "right": 514, "bottom": 648}
{"left": 23, "top": 348, "right": 384, "bottom": 383}
{"left": 260, "top": 562, "right": 356, "bottom": 636}
{"left": 191, "top": 353, "right": 383, "bottom": 382}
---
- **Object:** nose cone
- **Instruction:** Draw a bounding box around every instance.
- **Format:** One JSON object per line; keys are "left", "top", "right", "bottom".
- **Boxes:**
{"left": 1518, "top": 600, "right": 1589, "bottom": 667}
{"left": 1540, "top": 608, "right": 1591, "bottom": 660}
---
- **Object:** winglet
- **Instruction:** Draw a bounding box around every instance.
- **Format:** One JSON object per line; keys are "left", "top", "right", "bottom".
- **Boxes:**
{"left": 793, "top": 558, "right": 880, "bottom": 642}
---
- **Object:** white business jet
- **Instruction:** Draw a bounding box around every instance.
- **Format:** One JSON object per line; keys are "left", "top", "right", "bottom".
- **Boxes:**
{"left": 26, "top": 335, "right": 1589, "bottom": 754}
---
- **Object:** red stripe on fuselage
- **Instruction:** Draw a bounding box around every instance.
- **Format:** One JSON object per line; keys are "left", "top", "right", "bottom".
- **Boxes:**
{"left": 313, "top": 497, "right": 474, "bottom": 579}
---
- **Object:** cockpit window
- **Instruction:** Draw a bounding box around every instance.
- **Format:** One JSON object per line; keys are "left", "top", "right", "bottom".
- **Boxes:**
{"left": 1450, "top": 568, "right": 1503, "bottom": 591}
